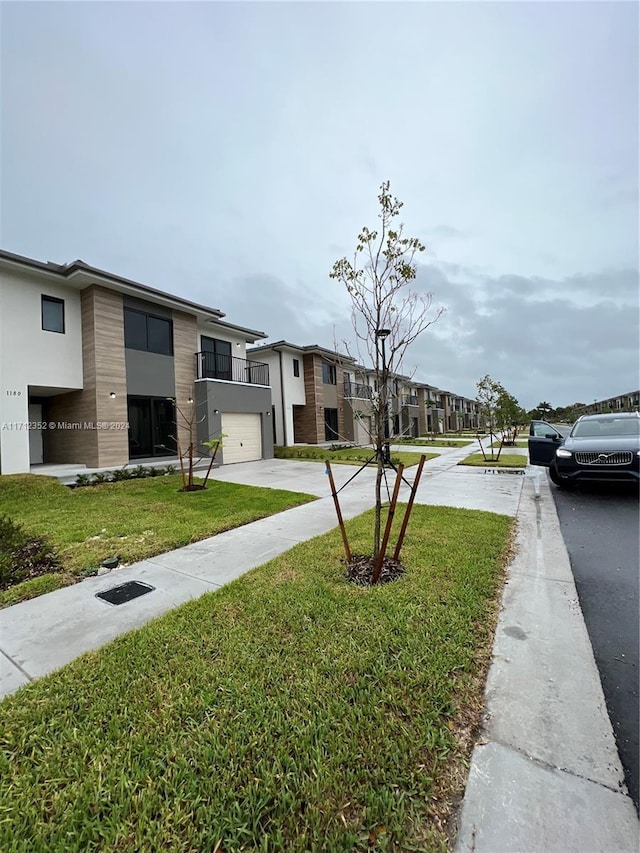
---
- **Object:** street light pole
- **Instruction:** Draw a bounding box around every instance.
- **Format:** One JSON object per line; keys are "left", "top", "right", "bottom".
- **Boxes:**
{"left": 376, "top": 328, "right": 391, "bottom": 464}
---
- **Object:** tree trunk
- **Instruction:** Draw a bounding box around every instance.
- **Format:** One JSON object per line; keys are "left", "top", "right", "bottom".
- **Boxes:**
{"left": 373, "top": 453, "right": 384, "bottom": 559}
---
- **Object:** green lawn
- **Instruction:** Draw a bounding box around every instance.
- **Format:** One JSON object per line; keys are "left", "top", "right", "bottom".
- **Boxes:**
{"left": 458, "top": 453, "right": 527, "bottom": 468}
{"left": 0, "top": 505, "right": 514, "bottom": 853}
{"left": 0, "top": 475, "right": 316, "bottom": 602}
{"left": 274, "top": 445, "right": 437, "bottom": 467}
{"left": 394, "top": 438, "right": 472, "bottom": 448}
{"left": 491, "top": 440, "right": 528, "bottom": 448}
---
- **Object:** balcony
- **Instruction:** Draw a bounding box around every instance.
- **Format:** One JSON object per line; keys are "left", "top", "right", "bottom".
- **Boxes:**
{"left": 401, "top": 395, "right": 419, "bottom": 407}
{"left": 344, "top": 379, "right": 373, "bottom": 400}
{"left": 196, "top": 352, "right": 269, "bottom": 386}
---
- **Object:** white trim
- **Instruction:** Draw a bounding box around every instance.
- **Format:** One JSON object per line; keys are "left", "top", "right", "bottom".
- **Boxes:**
{"left": 194, "top": 378, "right": 270, "bottom": 389}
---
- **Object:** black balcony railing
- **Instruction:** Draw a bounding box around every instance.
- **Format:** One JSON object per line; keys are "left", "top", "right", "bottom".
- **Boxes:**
{"left": 344, "top": 379, "right": 373, "bottom": 399}
{"left": 401, "top": 395, "right": 419, "bottom": 407}
{"left": 196, "top": 352, "right": 269, "bottom": 386}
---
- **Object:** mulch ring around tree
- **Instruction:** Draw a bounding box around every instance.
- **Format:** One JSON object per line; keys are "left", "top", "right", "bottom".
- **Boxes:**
{"left": 345, "top": 554, "right": 406, "bottom": 586}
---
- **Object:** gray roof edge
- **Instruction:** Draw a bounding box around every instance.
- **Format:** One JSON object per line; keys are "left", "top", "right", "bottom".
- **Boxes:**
{"left": 248, "top": 340, "right": 355, "bottom": 362}
{"left": 0, "top": 249, "right": 226, "bottom": 320}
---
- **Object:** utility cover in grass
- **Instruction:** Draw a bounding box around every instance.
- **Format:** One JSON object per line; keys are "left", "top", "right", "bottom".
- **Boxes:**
{"left": 346, "top": 554, "right": 406, "bottom": 585}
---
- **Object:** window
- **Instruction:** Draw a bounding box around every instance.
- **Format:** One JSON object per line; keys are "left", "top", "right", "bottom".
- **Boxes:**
{"left": 293, "top": 358, "right": 300, "bottom": 378}
{"left": 124, "top": 308, "right": 173, "bottom": 355}
{"left": 201, "top": 336, "right": 232, "bottom": 381}
{"left": 42, "top": 296, "right": 65, "bottom": 333}
{"left": 322, "top": 362, "right": 336, "bottom": 385}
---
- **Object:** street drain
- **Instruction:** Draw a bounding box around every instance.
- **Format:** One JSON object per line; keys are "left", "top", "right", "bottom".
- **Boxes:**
{"left": 96, "top": 580, "right": 155, "bottom": 606}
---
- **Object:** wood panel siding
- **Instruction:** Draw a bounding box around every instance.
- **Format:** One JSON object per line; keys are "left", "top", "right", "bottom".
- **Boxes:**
{"left": 46, "top": 286, "right": 127, "bottom": 466}
{"left": 173, "top": 311, "right": 198, "bottom": 454}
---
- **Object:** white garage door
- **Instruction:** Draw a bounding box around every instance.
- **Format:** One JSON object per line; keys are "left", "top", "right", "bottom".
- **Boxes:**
{"left": 355, "top": 415, "right": 372, "bottom": 446}
{"left": 221, "top": 413, "right": 262, "bottom": 464}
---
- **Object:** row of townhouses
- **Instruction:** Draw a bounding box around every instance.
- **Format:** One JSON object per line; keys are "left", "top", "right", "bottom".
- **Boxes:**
{"left": 0, "top": 251, "right": 479, "bottom": 475}
{"left": 573, "top": 391, "right": 640, "bottom": 416}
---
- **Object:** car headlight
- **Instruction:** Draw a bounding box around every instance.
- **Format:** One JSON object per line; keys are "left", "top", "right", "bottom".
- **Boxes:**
{"left": 556, "top": 448, "right": 572, "bottom": 458}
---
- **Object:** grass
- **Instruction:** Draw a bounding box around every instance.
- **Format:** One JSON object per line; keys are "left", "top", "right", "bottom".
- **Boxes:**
{"left": 274, "top": 445, "right": 437, "bottom": 468}
{"left": 0, "top": 573, "right": 73, "bottom": 607}
{"left": 0, "top": 475, "right": 316, "bottom": 600}
{"left": 458, "top": 453, "right": 527, "bottom": 468}
{"left": 491, "top": 440, "right": 528, "bottom": 448}
{"left": 394, "top": 438, "right": 472, "bottom": 448}
{"left": 0, "top": 504, "right": 514, "bottom": 853}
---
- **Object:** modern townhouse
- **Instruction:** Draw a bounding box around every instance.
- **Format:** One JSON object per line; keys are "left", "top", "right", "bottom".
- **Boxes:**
{"left": 343, "top": 364, "right": 376, "bottom": 446}
{"left": 576, "top": 391, "right": 640, "bottom": 416}
{"left": 247, "top": 341, "right": 355, "bottom": 446}
{"left": 417, "top": 383, "right": 444, "bottom": 435}
{"left": 0, "top": 250, "right": 274, "bottom": 474}
{"left": 438, "top": 391, "right": 479, "bottom": 432}
{"left": 388, "top": 375, "right": 420, "bottom": 438}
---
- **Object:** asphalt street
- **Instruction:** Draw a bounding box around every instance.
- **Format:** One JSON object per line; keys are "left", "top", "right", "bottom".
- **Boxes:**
{"left": 551, "top": 479, "right": 639, "bottom": 811}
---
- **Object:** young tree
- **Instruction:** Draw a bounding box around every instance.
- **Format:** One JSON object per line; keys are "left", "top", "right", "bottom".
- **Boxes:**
{"left": 476, "top": 375, "right": 504, "bottom": 459}
{"left": 330, "top": 181, "right": 443, "bottom": 566}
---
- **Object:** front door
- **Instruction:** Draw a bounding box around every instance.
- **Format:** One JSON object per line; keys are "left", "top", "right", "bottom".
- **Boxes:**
{"left": 324, "top": 408, "right": 339, "bottom": 441}
{"left": 28, "top": 403, "right": 43, "bottom": 464}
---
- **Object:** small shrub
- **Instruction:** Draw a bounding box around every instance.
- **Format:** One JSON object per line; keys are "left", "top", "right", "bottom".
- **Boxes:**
{"left": 91, "top": 472, "right": 111, "bottom": 485}
{"left": 133, "top": 465, "right": 150, "bottom": 479}
{"left": 75, "top": 473, "right": 91, "bottom": 486}
{"left": 148, "top": 466, "right": 164, "bottom": 477}
{"left": 112, "top": 468, "right": 132, "bottom": 481}
{"left": 165, "top": 464, "right": 176, "bottom": 475}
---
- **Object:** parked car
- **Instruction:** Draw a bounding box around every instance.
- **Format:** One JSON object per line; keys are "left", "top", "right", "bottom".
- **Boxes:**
{"left": 528, "top": 413, "right": 640, "bottom": 488}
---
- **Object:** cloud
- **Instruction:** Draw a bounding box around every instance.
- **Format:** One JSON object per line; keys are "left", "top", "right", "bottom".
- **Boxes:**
{"left": 428, "top": 225, "right": 469, "bottom": 241}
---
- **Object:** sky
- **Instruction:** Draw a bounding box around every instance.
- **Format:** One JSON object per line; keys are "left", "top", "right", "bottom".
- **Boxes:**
{"left": 1, "top": 0, "right": 638, "bottom": 410}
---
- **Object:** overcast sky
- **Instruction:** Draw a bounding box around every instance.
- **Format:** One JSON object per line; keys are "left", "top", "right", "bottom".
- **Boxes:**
{"left": 2, "top": 1, "right": 638, "bottom": 409}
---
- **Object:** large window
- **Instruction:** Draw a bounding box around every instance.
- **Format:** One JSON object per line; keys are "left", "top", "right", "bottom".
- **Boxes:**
{"left": 201, "top": 336, "right": 232, "bottom": 381}
{"left": 128, "top": 396, "right": 176, "bottom": 458}
{"left": 124, "top": 308, "right": 173, "bottom": 355}
{"left": 42, "top": 295, "right": 65, "bottom": 333}
{"left": 322, "top": 362, "right": 336, "bottom": 385}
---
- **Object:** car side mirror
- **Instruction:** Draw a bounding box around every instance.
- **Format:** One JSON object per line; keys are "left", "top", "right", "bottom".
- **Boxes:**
{"left": 545, "top": 433, "right": 561, "bottom": 440}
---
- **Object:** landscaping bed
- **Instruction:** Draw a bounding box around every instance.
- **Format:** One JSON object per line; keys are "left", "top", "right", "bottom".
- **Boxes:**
{"left": 0, "top": 504, "right": 514, "bottom": 852}
{"left": 274, "top": 445, "right": 436, "bottom": 467}
{"left": 458, "top": 453, "right": 527, "bottom": 468}
{"left": 394, "top": 438, "right": 472, "bottom": 448}
{"left": 0, "top": 474, "right": 316, "bottom": 607}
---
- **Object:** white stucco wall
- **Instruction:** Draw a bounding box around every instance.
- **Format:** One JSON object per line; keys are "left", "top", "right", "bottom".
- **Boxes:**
{"left": 0, "top": 268, "right": 83, "bottom": 473}
{"left": 197, "top": 325, "right": 248, "bottom": 357}
{"left": 250, "top": 347, "right": 306, "bottom": 445}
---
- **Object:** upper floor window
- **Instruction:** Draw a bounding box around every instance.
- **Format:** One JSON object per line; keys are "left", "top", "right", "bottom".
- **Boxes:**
{"left": 201, "top": 336, "right": 232, "bottom": 381}
{"left": 293, "top": 358, "right": 300, "bottom": 377}
{"left": 124, "top": 308, "right": 173, "bottom": 355}
{"left": 42, "top": 295, "right": 65, "bottom": 334}
{"left": 322, "top": 362, "right": 336, "bottom": 385}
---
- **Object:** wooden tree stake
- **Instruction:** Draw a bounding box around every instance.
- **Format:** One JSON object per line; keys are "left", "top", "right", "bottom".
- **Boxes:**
{"left": 393, "top": 454, "right": 426, "bottom": 561}
{"left": 372, "top": 463, "right": 404, "bottom": 584}
{"left": 325, "top": 461, "right": 351, "bottom": 562}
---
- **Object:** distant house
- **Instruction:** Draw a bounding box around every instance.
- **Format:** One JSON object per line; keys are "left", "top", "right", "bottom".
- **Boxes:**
{"left": 0, "top": 250, "right": 274, "bottom": 474}
{"left": 249, "top": 338, "right": 479, "bottom": 445}
{"left": 247, "top": 341, "right": 356, "bottom": 445}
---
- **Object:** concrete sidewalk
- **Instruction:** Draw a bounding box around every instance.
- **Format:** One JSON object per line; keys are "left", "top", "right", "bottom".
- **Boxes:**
{"left": 1, "top": 442, "right": 638, "bottom": 850}
{"left": 455, "top": 471, "right": 639, "bottom": 852}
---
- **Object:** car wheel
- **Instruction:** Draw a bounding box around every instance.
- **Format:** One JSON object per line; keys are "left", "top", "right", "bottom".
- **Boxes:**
{"left": 549, "top": 462, "right": 573, "bottom": 489}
